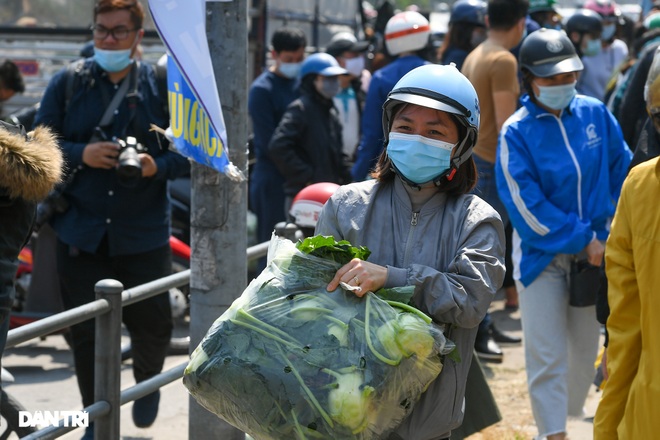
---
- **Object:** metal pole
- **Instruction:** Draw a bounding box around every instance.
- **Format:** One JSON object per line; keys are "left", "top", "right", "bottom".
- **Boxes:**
{"left": 93, "top": 279, "right": 124, "bottom": 439}
{"left": 189, "top": 1, "right": 248, "bottom": 439}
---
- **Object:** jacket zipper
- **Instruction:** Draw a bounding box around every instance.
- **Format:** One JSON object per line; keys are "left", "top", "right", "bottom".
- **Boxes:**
{"left": 550, "top": 113, "right": 584, "bottom": 219}
{"left": 403, "top": 211, "right": 419, "bottom": 266}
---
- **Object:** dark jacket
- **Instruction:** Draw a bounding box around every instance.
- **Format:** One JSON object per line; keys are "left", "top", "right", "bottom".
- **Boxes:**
{"left": 0, "top": 122, "right": 62, "bottom": 350}
{"left": 34, "top": 59, "right": 189, "bottom": 256}
{"left": 618, "top": 43, "right": 660, "bottom": 149}
{"left": 630, "top": 117, "right": 660, "bottom": 170}
{"left": 268, "top": 80, "right": 351, "bottom": 197}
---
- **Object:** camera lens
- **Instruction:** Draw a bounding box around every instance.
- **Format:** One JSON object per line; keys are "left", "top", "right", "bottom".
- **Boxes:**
{"left": 117, "top": 147, "right": 142, "bottom": 187}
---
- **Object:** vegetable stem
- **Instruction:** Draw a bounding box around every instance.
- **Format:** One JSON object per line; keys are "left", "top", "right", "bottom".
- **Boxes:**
{"left": 365, "top": 295, "right": 401, "bottom": 366}
{"left": 290, "top": 408, "right": 307, "bottom": 440}
{"left": 229, "top": 318, "right": 298, "bottom": 350}
{"left": 275, "top": 345, "right": 335, "bottom": 428}
{"left": 323, "top": 315, "right": 349, "bottom": 328}
{"left": 385, "top": 300, "right": 433, "bottom": 324}
{"left": 236, "top": 308, "right": 299, "bottom": 343}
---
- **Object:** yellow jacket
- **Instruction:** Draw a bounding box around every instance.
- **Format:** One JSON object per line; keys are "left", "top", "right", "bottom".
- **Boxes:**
{"left": 593, "top": 157, "right": 660, "bottom": 439}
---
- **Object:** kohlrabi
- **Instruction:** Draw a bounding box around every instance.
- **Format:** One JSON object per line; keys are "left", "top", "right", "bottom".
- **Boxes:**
{"left": 324, "top": 370, "right": 374, "bottom": 433}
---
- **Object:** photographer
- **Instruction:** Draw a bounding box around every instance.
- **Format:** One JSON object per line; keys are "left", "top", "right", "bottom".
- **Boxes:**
{"left": 33, "top": 1, "right": 189, "bottom": 438}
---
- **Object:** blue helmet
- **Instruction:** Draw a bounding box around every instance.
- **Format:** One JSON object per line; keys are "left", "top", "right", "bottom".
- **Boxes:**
{"left": 299, "top": 53, "right": 348, "bottom": 79}
{"left": 383, "top": 64, "right": 480, "bottom": 171}
{"left": 450, "top": 0, "right": 487, "bottom": 26}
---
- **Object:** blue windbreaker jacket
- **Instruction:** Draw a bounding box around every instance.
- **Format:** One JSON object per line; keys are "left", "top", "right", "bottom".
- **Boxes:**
{"left": 495, "top": 94, "right": 632, "bottom": 287}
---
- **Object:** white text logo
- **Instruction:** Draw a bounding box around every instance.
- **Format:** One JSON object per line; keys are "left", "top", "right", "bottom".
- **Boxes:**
{"left": 18, "top": 411, "right": 89, "bottom": 428}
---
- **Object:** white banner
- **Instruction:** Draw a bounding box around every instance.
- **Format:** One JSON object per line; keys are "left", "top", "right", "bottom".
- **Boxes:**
{"left": 148, "top": 0, "right": 244, "bottom": 181}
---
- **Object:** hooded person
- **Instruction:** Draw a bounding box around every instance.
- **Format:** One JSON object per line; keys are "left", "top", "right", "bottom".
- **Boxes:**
{"left": 0, "top": 122, "right": 62, "bottom": 368}
{"left": 268, "top": 53, "right": 352, "bottom": 215}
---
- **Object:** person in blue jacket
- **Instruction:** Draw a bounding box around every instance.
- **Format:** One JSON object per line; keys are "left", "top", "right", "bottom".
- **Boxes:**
{"left": 248, "top": 27, "right": 307, "bottom": 263}
{"left": 495, "top": 28, "right": 632, "bottom": 440}
{"left": 351, "top": 10, "right": 431, "bottom": 181}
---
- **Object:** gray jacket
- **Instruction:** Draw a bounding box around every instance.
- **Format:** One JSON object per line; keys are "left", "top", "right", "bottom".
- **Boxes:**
{"left": 315, "top": 177, "right": 505, "bottom": 440}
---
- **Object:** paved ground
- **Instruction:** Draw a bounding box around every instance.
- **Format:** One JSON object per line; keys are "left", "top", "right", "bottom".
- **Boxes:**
{"left": 3, "top": 322, "right": 191, "bottom": 440}
{"left": 467, "top": 294, "right": 602, "bottom": 440}
{"left": 3, "top": 295, "right": 602, "bottom": 440}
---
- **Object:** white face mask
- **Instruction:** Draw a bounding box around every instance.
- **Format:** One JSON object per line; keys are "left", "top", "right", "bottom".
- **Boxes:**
{"left": 344, "top": 56, "right": 365, "bottom": 77}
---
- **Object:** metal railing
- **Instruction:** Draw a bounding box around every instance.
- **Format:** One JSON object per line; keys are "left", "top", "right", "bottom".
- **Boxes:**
{"left": 8, "top": 240, "right": 270, "bottom": 439}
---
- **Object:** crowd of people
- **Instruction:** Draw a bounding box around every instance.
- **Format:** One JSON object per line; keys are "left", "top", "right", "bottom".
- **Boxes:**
{"left": 248, "top": 0, "right": 658, "bottom": 439}
{"left": 2, "top": 0, "right": 659, "bottom": 438}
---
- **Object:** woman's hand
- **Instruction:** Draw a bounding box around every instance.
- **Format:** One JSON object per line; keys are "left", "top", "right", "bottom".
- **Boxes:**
{"left": 584, "top": 236, "right": 605, "bottom": 267}
{"left": 326, "top": 258, "right": 388, "bottom": 297}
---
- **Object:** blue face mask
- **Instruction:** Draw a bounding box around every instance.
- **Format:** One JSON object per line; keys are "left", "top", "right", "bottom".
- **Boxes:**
{"left": 93, "top": 47, "right": 133, "bottom": 72}
{"left": 601, "top": 23, "right": 616, "bottom": 41}
{"left": 534, "top": 81, "right": 577, "bottom": 111}
{"left": 583, "top": 38, "right": 602, "bottom": 56}
{"left": 386, "top": 132, "right": 455, "bottom": 184}
{"left": 278, "top": 62, "right": 301, "bottom": 79}
{"left": 316, "top": 76, "right": 341, "bottom": 99}
{"left": 543, "top": 22, "right": 562, "bottom": 31}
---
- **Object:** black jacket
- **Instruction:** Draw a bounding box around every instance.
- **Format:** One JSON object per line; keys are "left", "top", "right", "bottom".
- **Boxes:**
{"left": 268, "top": 81, "right": 352, "bottom": 197}
{"left": 630, "top": 117, "right": 660, "bottom": 170}
{"left": 617, "top": 42, "right": 660, "bottom": 149}
{"left": 0, "top": 122, "right": 62, "bottom": 350}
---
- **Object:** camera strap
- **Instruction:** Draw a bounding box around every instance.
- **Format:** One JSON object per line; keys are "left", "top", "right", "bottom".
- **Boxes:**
{"left": 98, "top": 62, "right": 138, "bottom": 128}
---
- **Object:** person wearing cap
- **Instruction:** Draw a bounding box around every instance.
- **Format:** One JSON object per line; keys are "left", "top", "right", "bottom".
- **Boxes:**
{"left": 317, "top": 63, "right": 505, "bottom": 440}
{"left": 566, "top": 8, "right": 604, "bottom": 58}
{"left": 495, "top": 28, "right": 631, "bottom": 440}
{"left": 529, "top": 0, "right": 562, "bottom": 29}
{"left": 325, "top": 32, "right": 372, "bottom": 164}
{"left": 268, "top": 53, "right": 352, "bottom": 215}
{"left": 462, "top": 0, "right": 529, "bottom": 363}
{"left": 577, "top": 0, "right": 629, "bottom": 102}
{"left": 351, "top": 10, "right": 432, "bottom": 182}
{"left": 438, "top": 0, "right": 488, "bottom": 69}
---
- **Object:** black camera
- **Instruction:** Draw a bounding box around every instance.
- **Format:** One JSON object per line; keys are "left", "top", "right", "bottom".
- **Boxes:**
{"left": 116, "top": 136, "right": 145, "bottom": 187}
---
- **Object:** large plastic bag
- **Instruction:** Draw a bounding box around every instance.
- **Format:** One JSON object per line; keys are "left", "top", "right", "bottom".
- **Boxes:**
{"left": 183, "top": 236, "right": 451, "bottom": 440}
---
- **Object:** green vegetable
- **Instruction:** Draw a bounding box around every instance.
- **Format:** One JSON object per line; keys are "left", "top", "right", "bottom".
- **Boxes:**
{"left": 296, "top": 235, "right": 371, "bottom": 264}
{"left": 324, "top": 370, "right": 374, "bottom": 433}
{"left": 376, "top": 322, "right": 404, "bottom": 359}
{"left": 395, "top": 313, "right": 436, "bottom": 361}
{"left": 183, "top": 235, "right": 451, "bottom": 440}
